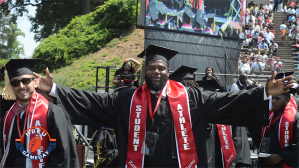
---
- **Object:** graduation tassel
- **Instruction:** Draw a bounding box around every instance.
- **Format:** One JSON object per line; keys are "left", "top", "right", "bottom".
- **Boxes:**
{"left": 2, "top": 69, "right": 16, "bottom": 100}
{"left": 139, "top": 56, "right": 146, "bottom": 87}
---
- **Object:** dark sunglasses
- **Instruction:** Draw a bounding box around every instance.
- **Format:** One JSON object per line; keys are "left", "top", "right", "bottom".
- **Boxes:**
{"left": 10, "top": 78, "right": 35, "bottom": 87}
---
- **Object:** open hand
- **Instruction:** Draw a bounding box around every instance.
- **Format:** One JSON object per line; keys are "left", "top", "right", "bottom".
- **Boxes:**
{"left": 267, "top": 154, "right": 282, "bottom": 165}
{"left": 266, "top": 71, "right": 295, "bottom": 96}
{"left": 33, "top": 67, "right": 53, "bottom": 92}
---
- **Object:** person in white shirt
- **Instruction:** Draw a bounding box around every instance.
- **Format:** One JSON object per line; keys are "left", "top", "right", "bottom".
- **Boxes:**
{"left": 284, "top": 6, "right": 288, "bottom": 13}
{"left": 252, "top": 22, "right": 260, "bottom": 33}
{"left": 268, "top": 40, "right": 278, "bottom": 56}
{"left": 274, "top": 57, "right": 282, "bottom": 72}
{"left": 264, "top": 29, "right": 275, "bottom": 43}
{"left": 247, "top": 27, "right": 254, "bottom": 37}
{"left": 261, "top": 53, "right": 268, "bottom": 63}
{"left": 230, "top": 74, "right": 256, "bottom": 91}
{"left": 287, "top": 7, "right": 296, "bottom": 20}
{"left": 239, "top": 58, "right": 251, "bottom": 75}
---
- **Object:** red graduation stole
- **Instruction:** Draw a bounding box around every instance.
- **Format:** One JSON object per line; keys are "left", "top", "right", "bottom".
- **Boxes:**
{"left": 216, "top": 125, "right": 236, "bottom": 168}
{"left": 260, "top": 96, "right": 297, "bottom": 168}
{"left": 2, "top": 91, "right": 49, "bottom": 168}
{"left": 126, "top": 80, "right": 198, "bottom": 168}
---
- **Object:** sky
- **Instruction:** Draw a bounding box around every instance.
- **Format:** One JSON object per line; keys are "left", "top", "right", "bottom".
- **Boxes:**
{"left": 17, "top": 5, "right": 39, "bottom": 58}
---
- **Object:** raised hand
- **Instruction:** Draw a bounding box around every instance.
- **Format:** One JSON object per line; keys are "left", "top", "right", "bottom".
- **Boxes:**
{"left": 266, "top": 71, "right": 295, "bottom": 96}
{"left": 33, "top": 67, "right": 54, "bottom": 92}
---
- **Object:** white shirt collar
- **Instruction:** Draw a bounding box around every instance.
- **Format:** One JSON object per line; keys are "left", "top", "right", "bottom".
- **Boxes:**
{"left": 150, "top": 83, "right": 167, "bottom": 97}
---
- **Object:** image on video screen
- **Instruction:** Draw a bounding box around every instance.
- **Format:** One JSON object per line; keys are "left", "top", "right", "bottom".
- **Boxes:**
{"left": 145, "top": 0, "right": 246, "bottom": 39}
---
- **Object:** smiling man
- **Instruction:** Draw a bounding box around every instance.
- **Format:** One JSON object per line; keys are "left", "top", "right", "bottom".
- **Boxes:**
{"left": 34, "top": 44, "right": 294, "bottom": 167}
{"left": 257, "top": 93, "right": 299, "bottom": 167}
{"left": 0, "top": 59, "right": 79, "bottom": 168}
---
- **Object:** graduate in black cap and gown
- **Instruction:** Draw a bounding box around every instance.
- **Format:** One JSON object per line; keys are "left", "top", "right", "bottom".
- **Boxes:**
{"left": 168, "top": 65, "right": 198, "bottom": 87}
{"left": 0, "top": 59, "right": 79, "bottom": 168}
{"left": 34, "top": 44, "right": 294, "bottom": 167}
{"left": 254, "top": 72, "right": 299, "bottom": 168}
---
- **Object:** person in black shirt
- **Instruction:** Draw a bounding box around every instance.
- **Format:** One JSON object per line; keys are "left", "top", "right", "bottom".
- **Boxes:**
{"left": 113, "top": 58, "right": 140, "bottom": 87}
{"left": 202, "top": 67, "right": 220, "bottom": 83}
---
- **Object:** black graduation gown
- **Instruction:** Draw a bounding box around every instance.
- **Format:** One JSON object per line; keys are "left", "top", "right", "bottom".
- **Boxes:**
{"left": 1, "top": 103, "right": 79, "bottom": 168}
{"left": 257, "top": 113, "right": 299, "bottom": 167}
{"left": 205, "top": 125, "right": 251, "bottom": 168}
{"left": 54, "top": 84, "right": 269, "bottom": 167}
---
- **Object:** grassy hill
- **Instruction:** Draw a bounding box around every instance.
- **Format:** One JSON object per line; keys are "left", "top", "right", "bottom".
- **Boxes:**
{"left": 49, "top": 28, "right": 144, "bottom": 91}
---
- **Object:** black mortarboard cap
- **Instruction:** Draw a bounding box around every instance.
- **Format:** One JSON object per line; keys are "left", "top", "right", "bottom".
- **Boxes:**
{"left": 169, "top": 65, "right": 197, "bottom": 82}
{"left": 149, "top": 5, "right": 159, "bottom": 22}
{"left": 275, "top": 72, "right": 296, "bottom": 94}
{"left": 0, "top": 59, "right": 42, "bottom": 80}
{"left": 195, "top": 10, "right": 206, "bottom": 27}
{"left": 137, "top": 44, "right": 178, "bottom": 64}
{"left": 275, "top": 72, "right": 293, "bottom": 80}
{"left": 177, "top": 11, "right": 184, "bottom": 22}
{"left": 155, "top": 2, "right": 169, "bottom": 15}
{"left": 1, "top": 59, "right": 42, "bottom": 100}
{"left": 182, "top": 6, "right": 195, "bottom": 18}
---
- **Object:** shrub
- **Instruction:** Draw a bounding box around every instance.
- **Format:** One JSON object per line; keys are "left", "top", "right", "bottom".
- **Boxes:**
{"left": 102, "top": 52, "right": 108, "bottom": 57}
{"left": 33, "top": 0, "right": 137, "bottom": 73}
{"left": 106, "top": 38, "right": 119, "bottom": 48}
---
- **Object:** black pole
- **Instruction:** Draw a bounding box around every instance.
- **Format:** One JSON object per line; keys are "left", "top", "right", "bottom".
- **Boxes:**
{"left": 220, "top": 34, "right": 228, "bottom": 87}
{"left": 95, "top": 67, "right": 99, "bottom": 92}
{"left": 105, "top": 66, "right": 110, "bottom": 93}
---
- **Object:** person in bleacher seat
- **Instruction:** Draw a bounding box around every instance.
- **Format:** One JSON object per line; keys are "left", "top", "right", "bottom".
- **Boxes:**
{"left": 258, "top": 40, "right": 268, "bottom": 55}
{"left": 239, "top": 58, "right": 251, "bottom": 75}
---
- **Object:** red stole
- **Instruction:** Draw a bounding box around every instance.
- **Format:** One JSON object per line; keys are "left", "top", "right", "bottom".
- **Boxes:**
{"left": 260, "top": 96, "right": 297, "bottom": 168}
{"left": 216, "top": 125, "right": 236, "bottom": 168}
{"left": 126, "top": 80, "right": 198, "bottom": 168}
{"left": 199, "top": 0, "right": 203, "bottom": 10}
{"left": 3, "top": 91, "right": 49, "bottom": 168}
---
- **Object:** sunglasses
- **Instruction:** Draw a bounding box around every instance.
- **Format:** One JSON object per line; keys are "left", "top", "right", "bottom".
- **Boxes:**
{"left": 10, "top": 78, "right": 35, "bottom": 87}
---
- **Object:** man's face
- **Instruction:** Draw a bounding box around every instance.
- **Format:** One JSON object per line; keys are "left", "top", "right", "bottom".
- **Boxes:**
{"left": 272, "top": 95, "right": 289, "bottom": 112}
{"left": 145, "top": 60, "right": 169, "bottom": 91}
{"left": 10, "top": 75, "right": 36, "bottom": 105}
{"left": 239, "top": 75, "right": 248, "bottom": 85}
{"left": 243, "top": 58, "right": 247, "bottom": 63}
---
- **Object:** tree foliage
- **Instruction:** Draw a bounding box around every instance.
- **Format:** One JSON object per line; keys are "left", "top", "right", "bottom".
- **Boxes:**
{"left": 0, "top": 14, "right": 25, "bottom": 59}
{"left": 0, "top": 0, "right": 108, "bottom": 42}
{"left": 33, "top": 0, "right": 137, "bottom": 72}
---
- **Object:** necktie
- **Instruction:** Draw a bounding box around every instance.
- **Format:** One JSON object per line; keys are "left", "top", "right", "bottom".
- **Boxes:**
{"left": 13, "top": 105, "right": 28, "bottom": 116}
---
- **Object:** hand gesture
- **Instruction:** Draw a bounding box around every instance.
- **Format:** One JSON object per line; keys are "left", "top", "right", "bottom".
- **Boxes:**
{"left": 267, "top": 154, "right": 282, "bottom": 165}
{"left": 33, "top": 67, "right": 54, "bottom": 92}
{"left": 266, "top": 71, "right": 295, "bottom": 96}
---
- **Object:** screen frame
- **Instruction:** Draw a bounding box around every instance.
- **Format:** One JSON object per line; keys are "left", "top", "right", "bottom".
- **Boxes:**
{"left": 141, "top": 0, "right": 246, "bottom": 41}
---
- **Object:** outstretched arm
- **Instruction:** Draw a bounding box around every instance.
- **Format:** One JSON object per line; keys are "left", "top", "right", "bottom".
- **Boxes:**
{"left": 189, "top": 72, "right": 294, "bottom": 127}
{"left": 34, "top": 68, "right": 118, "bottom": 127}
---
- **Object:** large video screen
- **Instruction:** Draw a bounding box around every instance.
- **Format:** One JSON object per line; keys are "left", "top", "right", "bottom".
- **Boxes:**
{"left": 145, "top": 0, "right": 246, "bottom": 39}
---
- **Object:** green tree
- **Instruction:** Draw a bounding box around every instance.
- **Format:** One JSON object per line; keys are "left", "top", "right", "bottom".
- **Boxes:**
{"left": 0, "top": 0, "right": 108, "bottom": 42}
{"left": 0, "top": 14, "right": 25, "bottom": 59}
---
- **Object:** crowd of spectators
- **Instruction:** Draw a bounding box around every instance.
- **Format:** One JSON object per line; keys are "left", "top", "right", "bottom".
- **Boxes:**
{"left": 240, "top": 0, "right": 297, "bottom": 75}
